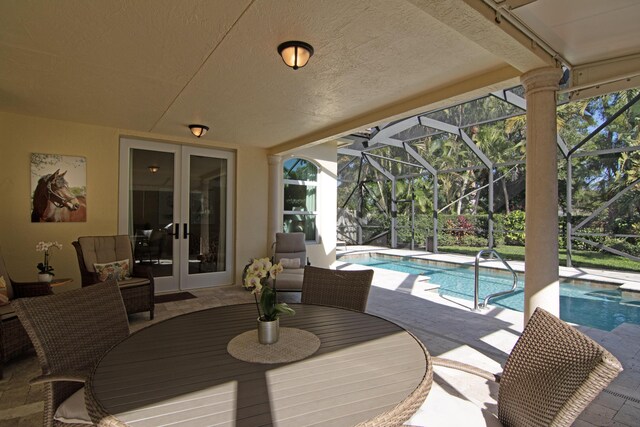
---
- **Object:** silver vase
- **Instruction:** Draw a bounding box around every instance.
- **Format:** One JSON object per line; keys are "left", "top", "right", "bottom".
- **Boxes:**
{"left": 257, "top": 317, "right": 279, "bottom": 344}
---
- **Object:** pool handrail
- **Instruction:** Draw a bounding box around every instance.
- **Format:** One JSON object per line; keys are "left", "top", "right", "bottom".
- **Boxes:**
{"left": 474, "top": 249, "right": 518, "bottom": 310}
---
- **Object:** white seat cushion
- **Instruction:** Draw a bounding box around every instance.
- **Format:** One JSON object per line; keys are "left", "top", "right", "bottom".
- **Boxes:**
{"left": 54, "top": 387, "right": 92, "bottom": 424}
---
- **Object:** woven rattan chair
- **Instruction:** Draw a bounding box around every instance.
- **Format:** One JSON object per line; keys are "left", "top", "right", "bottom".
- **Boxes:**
{"left": 13, "top": 279, "right": 130, "bottom": 427}
{"left": 301, "top": 266, "right": 374, "bottom": 312}
{"left": 0, "top": 248, "right": 53, "bottom": 378}
{"left": 421, "top": 308, "right": 623, "bottom": 426}
{"left": 73, "top": 235, "right": 154, "bottom": 319}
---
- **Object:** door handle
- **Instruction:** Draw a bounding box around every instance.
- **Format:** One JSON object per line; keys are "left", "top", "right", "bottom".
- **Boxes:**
{"left": 173, "top": 223, "right": 180, "bottom": 239}
{"left": 183, "top": 223, "right": 189, "bottom": 239}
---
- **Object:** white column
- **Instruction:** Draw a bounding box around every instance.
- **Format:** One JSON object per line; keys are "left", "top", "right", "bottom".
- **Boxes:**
{"left": 521, "top": 67, "right": 563, "bottom": 321}
{"left": 267, "top": 155, "right": 283, "bottom": 251}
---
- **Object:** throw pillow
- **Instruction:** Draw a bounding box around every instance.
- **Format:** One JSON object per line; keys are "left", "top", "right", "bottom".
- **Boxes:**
{"left": 0, "top": 276, "right": 8, "bottom": 306}
{"left": 93, "top": 259, "right": 130, "bottom": 282}
{"left": 279, "top": 258, "right": 301, "bottom": 269}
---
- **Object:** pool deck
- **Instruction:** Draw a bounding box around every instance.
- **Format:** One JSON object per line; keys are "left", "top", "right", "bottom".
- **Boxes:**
{"left": 1, "top": 249, "right": 639, "bottom": 425}
{"left": 335, "top": 245, "right": 640, "bottom": 426}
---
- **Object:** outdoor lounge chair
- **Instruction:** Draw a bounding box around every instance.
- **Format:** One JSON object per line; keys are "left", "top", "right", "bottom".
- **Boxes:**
{"left": 272, "top": 232, "right": 307, "bottom": 292}
{"left": 13, "top": 279, "right": 130, "bottom": 427}
{"left": 0, "top": 248, "right": 53, "bottom": 378}
{"left": 418, "top": 307, "right": 623, "bottom": 426}
{"left": 73, "top": 235, "right": 154, "bottom": 319}
{"left": 301, "top": 265, "right": 374, "bottom": 312}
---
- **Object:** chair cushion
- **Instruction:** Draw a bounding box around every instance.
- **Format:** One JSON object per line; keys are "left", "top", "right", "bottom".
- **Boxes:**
{"left": 279, "top": 258, "right": 301, "bottom": 269}
{"left": 53, "top": 387, "right": 92, "bottom": 424}
{"left": 0, "top": 303, "right": 17, "bottom": 320}
{"left": 274, "top": 268, "right": 305, "bottom": 291}
{"left": 94, "top": 259, "right": 130, "bottom": 281}
{"left": 0, "top": 275, "right": 9, "bottom": 305}
{"left": 78, "top": 236, "right": 133, "bottom": 273}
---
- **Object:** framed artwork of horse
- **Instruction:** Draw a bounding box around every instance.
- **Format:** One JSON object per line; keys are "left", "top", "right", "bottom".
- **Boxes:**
{"left": 30, "top": 153, "right": 87, "bottom": 222}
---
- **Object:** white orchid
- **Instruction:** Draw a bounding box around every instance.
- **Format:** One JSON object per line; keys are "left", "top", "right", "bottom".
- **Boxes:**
{"left": 242, "top": 257, "right": 293, "bottom": 321}
{"left": 36, "top": 241, "right": 62, "bottom": 275}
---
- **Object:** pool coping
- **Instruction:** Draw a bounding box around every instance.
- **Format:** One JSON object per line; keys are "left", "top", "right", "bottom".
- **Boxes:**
{"left": 337, "top": 246, "right": 640, "bottom": 297}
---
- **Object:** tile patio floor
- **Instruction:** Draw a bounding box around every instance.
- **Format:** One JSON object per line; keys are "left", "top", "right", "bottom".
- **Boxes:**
{"left": 1, "top": 250, "right": 639, "bottom": 426}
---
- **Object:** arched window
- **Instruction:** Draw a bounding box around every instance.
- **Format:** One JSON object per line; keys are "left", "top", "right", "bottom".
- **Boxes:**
{"left": 283, "top": 158, "right": 318, "bottom": 242}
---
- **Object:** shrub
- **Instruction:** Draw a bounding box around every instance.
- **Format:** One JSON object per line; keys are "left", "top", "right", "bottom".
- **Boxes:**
{"left": 503, "top": 210, "right": 526, "bottom": 245}
{"left": 603, "top": 238, "right": 640, "bottom": 257}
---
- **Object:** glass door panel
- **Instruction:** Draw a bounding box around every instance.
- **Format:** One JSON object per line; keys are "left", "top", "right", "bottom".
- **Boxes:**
{"left": 180, "top": 146, "right": 234, "bottom": 289}
{"left": 130, "top": 149, "right": 176, "bottom": 278}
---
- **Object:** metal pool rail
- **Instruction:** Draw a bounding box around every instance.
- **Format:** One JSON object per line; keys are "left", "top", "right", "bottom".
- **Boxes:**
{"left": 474, "top": 249, "right": 518, "bottom": 310}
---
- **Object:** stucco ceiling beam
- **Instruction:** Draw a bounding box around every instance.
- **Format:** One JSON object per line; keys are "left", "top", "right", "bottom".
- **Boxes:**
{"left": 410, "top": 0, "right": 555, "bottom": 71}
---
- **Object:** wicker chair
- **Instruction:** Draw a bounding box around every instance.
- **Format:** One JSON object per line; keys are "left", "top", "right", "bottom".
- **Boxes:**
{"left": 272, "top": 232, "right": 308, "bottom": 292}
{"left": 0, "top": 248, "right": 53, "bottom": 378}
{"left": 73, "top": 235, "right": 154, "bottom": 319}
{"left": 301, "top": 266, "right": 374, "bottom": 312}
{"left": 421, "top": 308, "right": 623, "bottom": 426}
{"left": 13, "top": 279, "right": 130, "bottom": 427}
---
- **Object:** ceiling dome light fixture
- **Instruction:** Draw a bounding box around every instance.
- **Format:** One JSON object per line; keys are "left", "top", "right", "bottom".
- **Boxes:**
{"left": 189, "top": 124, "right": 209, "bottom": 138}
{"left": 277, "top": 41, "right": 314, "bottom": 70}
{"left": 148, "top": 166, "right": 159, "bottom": 173}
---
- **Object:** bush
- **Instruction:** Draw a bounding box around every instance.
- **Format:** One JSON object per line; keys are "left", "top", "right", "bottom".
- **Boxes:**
{"left": 603, "top": 238, "right": 640, "bottom": 257}
{"left": 503, "top": 210, "right": 526, "bottom": 245}
{"left": 459, "top": 235, "right": 488, "bottom": 247}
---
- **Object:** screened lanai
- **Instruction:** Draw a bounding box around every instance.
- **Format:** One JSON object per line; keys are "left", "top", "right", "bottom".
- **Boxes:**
{"left": 337, "top": 85, "right": 640, "bottom": 266}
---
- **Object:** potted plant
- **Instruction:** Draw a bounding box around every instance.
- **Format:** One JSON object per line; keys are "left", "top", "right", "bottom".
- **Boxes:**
{"left": 243, "top": 257, "right": 295, "bottom": 344}
{"left": 36, "top": 241, "right": 62, "bottom": 282}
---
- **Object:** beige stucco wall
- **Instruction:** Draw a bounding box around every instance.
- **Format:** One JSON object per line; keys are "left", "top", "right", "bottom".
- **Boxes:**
{"left": 0, "top": 111, "right": 269, "bottom": 288}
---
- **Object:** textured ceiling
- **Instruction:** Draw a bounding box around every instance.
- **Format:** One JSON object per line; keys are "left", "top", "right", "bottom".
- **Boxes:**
{"left": 0, "top": 0, "right": 637, "bottom": 150}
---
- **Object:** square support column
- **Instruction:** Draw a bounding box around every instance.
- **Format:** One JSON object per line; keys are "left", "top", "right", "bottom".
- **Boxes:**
{"left": 521, "top": 67, "right": 563, "bottom": 321}
{"left": 268, "top": 155, "right": 283, "bottom": 249}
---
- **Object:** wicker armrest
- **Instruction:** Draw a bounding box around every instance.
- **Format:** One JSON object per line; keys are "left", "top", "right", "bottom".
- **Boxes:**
{"left": 29, "top": 372, "right": 87, "bottom": 385}
{"left": 432, "top": 357, "right": 501, "bottom": 382}
{"left": 12, "top": 281, "right": 54, "bottom": 298}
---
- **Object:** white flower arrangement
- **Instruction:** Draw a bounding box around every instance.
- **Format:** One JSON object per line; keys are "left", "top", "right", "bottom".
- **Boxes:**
{"left": 36, "top": 241, "right": 62, "bottom": 276}
{"left": 242, "top": 257, "right": 292, "bottom": 321}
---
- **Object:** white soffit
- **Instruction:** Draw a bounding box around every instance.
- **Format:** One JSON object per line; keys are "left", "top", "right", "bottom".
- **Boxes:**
{"left": 512, "top": 0, "right": 640, "bottom": 99}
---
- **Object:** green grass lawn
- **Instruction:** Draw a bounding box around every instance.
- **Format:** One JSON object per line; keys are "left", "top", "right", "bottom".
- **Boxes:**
{"left": 438, "top": 245, "right": 640, "bottom": 272}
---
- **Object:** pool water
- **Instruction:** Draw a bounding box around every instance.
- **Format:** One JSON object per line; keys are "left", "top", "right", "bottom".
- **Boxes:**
{"left": 345, "top": 255, "right": 640, "bottom": 331}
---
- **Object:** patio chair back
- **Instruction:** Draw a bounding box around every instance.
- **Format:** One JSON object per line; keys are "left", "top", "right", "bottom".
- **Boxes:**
{"left": 301, "top": 266, "right": 374, "bottom": 312}
{"left": 273, "top": 232, "right": 306, "bottom": 266}
{"left": 13, "top": 280, "right": 129, "bottom": 427}
{"left": 498, "top": 307, "right": 623, "bottom": 426}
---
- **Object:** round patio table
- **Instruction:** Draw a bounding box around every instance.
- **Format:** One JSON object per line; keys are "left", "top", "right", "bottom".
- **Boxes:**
{"left": 87, "top": 303, "right": 432, "bottom": 426}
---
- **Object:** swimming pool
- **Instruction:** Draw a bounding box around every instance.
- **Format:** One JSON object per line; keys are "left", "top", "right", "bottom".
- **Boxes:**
{"left": 343, "top": 254, "right": 640, "bottom": 331}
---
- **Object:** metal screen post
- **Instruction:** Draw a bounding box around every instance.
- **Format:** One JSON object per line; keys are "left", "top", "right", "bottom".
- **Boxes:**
{"left": 433, "top": 175, "right": 438, "bottom": 253}
{"left": 566, "top": 156, "right": 573, "bottom": 267}
{"left": 488, "top": 168, "right": 494, "bottom": 249}
{"left": 391, "top": 178, "right": 397, "bottom": 248}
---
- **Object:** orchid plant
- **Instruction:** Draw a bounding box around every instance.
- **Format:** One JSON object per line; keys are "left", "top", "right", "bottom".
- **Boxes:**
{"left": 243, "top": 257, "right": 295, "bottom": 321}
{"left": 36, "top": 241, "right": 62, "bottom": 276}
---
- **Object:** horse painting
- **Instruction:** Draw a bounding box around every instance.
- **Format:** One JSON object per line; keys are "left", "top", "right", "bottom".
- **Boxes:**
{"left": 31, "top": 169, "right": 86, "bottom": 222}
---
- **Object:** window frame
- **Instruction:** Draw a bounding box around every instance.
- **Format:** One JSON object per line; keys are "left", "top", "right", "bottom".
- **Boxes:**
{"left": 283, "top": 158, "right": 319, "bottom": 243}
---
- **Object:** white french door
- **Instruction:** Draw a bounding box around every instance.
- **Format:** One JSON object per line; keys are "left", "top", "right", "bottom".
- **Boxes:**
{"left": 119, "top": 138, "right": 235, "bottom": 292}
